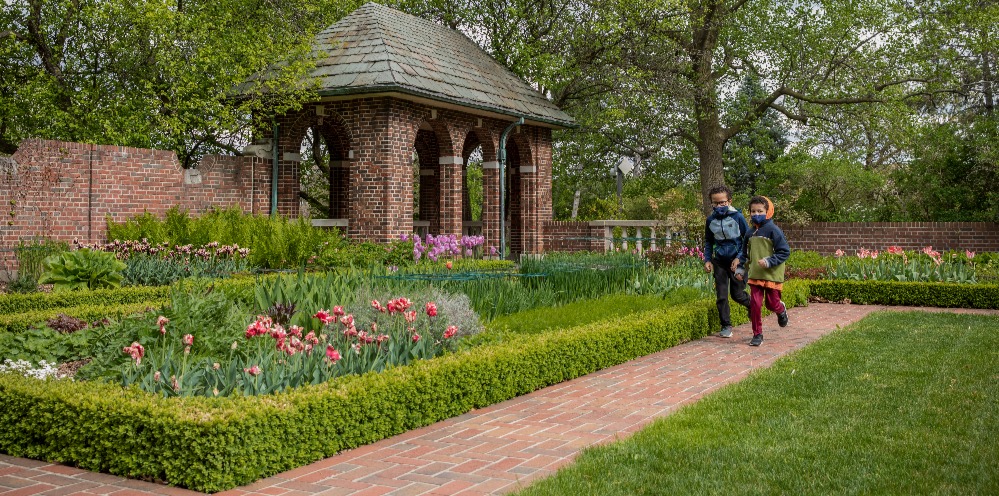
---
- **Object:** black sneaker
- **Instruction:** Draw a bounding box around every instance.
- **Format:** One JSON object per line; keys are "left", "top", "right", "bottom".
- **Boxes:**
{"left": 778, "top": 302, "right": 789, "bottom": 327}
{"left": 750, "top": 334, "right": 763, "bottom": 346}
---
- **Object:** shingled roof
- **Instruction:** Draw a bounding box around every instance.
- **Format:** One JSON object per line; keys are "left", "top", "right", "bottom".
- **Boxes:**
{"left": 308, "top": 2, "right": 575, "bottom": 128}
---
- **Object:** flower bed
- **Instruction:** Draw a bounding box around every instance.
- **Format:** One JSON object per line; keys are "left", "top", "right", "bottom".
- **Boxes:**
{"left": 0, "top": 296, "right": 738, "bottom": 492}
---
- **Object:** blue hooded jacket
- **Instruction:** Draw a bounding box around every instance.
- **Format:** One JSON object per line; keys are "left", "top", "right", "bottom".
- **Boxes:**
{"left": 703, "top": 206, "right": 750, "bottom": 263}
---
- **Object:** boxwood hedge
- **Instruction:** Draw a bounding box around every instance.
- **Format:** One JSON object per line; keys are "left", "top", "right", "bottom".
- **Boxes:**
{"left": 808, "top": 280, "right": 999, "bottom": 309}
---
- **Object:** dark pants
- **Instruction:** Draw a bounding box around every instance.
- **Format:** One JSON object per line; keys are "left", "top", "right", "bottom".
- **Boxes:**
{"left": 713, "top": 260, "right": 750, "bottom": 327}
{"left": 750, "top": 284, "right": 786, "bottom": 335}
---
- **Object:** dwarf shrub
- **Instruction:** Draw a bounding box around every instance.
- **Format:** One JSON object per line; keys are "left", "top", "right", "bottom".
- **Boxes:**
{"left": 809, "top": 280, "right": 999, "bottom": 308}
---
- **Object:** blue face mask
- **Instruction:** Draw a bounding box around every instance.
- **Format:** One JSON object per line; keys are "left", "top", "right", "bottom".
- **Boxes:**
{"left": 713, "top": 206, "right": 729, "bottom": 216}
{"left": 751, "top": 214, "right": 768, "bottom": 225}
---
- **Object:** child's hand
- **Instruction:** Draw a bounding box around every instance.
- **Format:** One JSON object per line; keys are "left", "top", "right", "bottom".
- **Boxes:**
{"left": 730, "top": 260, "right": 740, "bottom": 271}
{"left": 704, "top": 261, "right": 713, "bottom": 273}
{"left": 735, "top": 272, "right": 743, "bottom": 281}
{"left": 757, "top": 258, "right": 769, "bottom": 268}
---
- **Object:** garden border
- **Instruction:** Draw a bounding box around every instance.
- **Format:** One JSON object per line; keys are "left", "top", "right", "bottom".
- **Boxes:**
{"left": 0, "top": 284, "right": 812, "bottom": 492}
{"left": 7, "top": 278, "right": 998, "bottom": 492}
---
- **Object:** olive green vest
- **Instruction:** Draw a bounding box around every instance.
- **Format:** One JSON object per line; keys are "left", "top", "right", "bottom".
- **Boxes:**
{"left": 746, "top": 236, "right": 786, "bottom": 283}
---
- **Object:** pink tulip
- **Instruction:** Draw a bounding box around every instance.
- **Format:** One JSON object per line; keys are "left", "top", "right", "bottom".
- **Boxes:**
{"left": 835, "top": 249, "right": 845, "bottom": 257}
{"left": 412, "top": 333, "right": 421, "bottom": 343}
{"left": 332, "top": 306, "right": 345, "bottom": 317}
{"left": 314, "top": 309, "right": 334, "bottom": 325}
{"left": 244, "top": 365, "right": 262, "bottom": 376}
{"left": 966, "top": 250, "right": 976, "bottom": 260}
{"left": 443, "top": 325, "right": 458, "bottom": 339}
{"left": 425, "top": 302, "right": 438, "bottom": 317}
{"left": 325, "top": 346, "right": 341, "bottom": 363}
{"left": 182, "top": 334, "right": 194, "bottom": 346}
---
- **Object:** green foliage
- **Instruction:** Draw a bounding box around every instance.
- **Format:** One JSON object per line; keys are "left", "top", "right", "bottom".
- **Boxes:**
{"left": 762, "top": 150, "right": 890, "bottom": 223}
{"left": 470, "top": 292, "right": 701, "bottom": 349}
{"left": 317, "top": 239, "right": 415, "bottom": 268}
{"left": 0, "top": 327, "right": 92, "bottom": 363}
{"left": 39, "top": 249, "right": 126, "bottom": 291}
{"left": 0, "top": 302, "right": 160, "bottom": 334}
{"left": 809, "top": 280, "right": 999, "bottom": 309}
{"left": 0, "top": 285, "right": 169, "bottom": 316}
{"left": 827, "top": 250, "right": 977, "bottom": 283}
{"left": 107, "top": 206, "right": 346, "bottom": 269}
{"left": 0, "top": 0, "right": 321, "bottom": 164}
{"left": 724, "top": 75, "right": 789, "bottom": 196}
{"left": 121, "top": 252, "right": 249, "bottom": 287}
{"left": 895, "top": 118, "right": 999, "bottom": 221}
{"left": 9, "top": 238, "right": 69, "bottom": 293}
{"left": 786, "top": 250, "right": 830, "bottom": 270}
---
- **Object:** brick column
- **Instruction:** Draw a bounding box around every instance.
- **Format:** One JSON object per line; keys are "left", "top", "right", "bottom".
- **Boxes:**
{"left": 482, "top": 160, "right": 500, "bottom": 252}
{"left": 331, "top": 158, "right": 351, "bottom": 219}
{"left": 439, "top": 156, "right": 463, "bottom": 236}
{"left": 509, "top": 166, "right": 523, "bottom": 257}
{"left": 519, "top": 164, "right": 540, "bottom": 254}
{"left": 419, "top": 166, "right": 439, "bottom": 232}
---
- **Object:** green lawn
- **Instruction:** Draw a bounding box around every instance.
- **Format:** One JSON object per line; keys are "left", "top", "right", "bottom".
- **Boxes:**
{"left": 515, "top": 311, "right": 999, "bottom": 495}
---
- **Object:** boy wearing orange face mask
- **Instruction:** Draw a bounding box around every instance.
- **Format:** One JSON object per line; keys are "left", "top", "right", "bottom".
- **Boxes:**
{"left": 733, "top": 195, "right": 790, "bottom": 346}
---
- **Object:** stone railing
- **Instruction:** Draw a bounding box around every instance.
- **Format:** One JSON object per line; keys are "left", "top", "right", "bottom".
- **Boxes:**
{"left": 589, "top": 220, "right": 686, "bottom": 254}
{"left": 544, "top": 220, "right": 688, "bottom": 255}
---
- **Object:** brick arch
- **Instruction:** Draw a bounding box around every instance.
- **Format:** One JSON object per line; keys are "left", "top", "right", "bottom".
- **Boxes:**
{"left": 284, "top": 109, "right": 355, "bottom": 159}
{"left": 506, "top": 131, "right": 535, "bottom": 168}
{"left": 409, "top": 113, "right": 469, "bottom": 237}
{"left": 282, "top": 109, "right": 355, "bottom": 219}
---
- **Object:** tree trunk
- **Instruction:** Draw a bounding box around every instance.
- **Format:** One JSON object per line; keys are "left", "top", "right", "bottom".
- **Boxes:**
{"left": 571, "top": 188, "right": 581, "bottom": 219}
{"left": 696, "top": 116, "right": 726, "bottom": 216}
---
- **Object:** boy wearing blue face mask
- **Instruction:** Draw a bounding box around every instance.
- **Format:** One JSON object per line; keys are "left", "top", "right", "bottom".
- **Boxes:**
{"left": 703, "top": 185, "right": 751, "bottom": 338}
{"left": 733, "top": 195, "right": 790, "bottom": 346}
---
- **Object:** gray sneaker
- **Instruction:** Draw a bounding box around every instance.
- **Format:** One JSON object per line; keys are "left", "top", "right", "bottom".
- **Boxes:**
{"left": 719, "top": 326, "right": 733, "bottom": 338}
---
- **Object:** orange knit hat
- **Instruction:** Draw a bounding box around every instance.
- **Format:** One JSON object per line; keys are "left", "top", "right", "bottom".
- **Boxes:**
{"left": 759, "top": 195, "right": 775, "bottom": 219}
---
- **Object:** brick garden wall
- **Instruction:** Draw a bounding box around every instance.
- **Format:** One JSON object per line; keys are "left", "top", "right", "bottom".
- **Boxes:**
{"left": 544, "top": 221, "right": 999, "bottom": 255}
{"left": 0, "top": 139, "right": 269, "bottom": 274}
{"left": 781, "top": 222, "right": 999, "bottom": 255}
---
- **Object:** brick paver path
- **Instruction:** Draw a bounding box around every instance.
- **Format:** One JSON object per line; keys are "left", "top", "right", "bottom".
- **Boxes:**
{"left": 3, "top": 303, "right": 997, "bottom": 496}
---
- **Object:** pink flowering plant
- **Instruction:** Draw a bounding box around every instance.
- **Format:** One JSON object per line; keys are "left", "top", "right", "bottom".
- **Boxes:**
{"left": 74, "top": 238, "right": 250, "bottom": 286}
{"left": 115, "top": 297, "right": 461, "bottom": 397}
{"left": 827, "top": 245, "right": 978, "bottom": 283}
{"left": 402, "top": 233, "right": 485, "bottom": 263}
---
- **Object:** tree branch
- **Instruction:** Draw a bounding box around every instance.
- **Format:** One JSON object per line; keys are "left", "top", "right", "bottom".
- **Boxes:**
{"left": 767, "top": 103, "right": 808, "bottom": 124}
{"left": 298, "top": 191, "right": 329, "bottom": 216}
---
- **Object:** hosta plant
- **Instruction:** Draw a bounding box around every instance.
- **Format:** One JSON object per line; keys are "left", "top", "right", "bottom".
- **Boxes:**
{"left": 39, "top": 249, "right": 126, "bottom": 291}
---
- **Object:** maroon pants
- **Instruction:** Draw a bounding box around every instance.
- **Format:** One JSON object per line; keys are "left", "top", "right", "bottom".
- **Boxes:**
{"left": 750, "top": 284, "right": 786, "bottom": 335}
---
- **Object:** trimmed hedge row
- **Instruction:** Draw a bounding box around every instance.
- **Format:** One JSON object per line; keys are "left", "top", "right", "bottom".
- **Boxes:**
{"left": 0, "top": 286, "right": 170, "bottom": 316}
{"left": 808, "top": 280, "right": 999, "bottom": 309}
{"left": 0, "top": 296, "right": 745, "bottom": 492}
{"left": 0, "top": 275, "right": 262, "bottom": 317}
{"left": 0, "top": 302, "right": 166, "bottom": 333}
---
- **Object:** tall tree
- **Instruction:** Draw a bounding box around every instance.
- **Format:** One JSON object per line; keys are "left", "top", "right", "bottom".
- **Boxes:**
{"left": 629, "top": 0, "right": 953, "bottom": 212}
{"left": 0, "top": 0, "right": 321, "bottom": 165}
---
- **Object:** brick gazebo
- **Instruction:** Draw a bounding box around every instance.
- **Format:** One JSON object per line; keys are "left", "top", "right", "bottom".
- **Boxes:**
{"left": 261, "top": 2, "right": 574, "bottom": 255}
